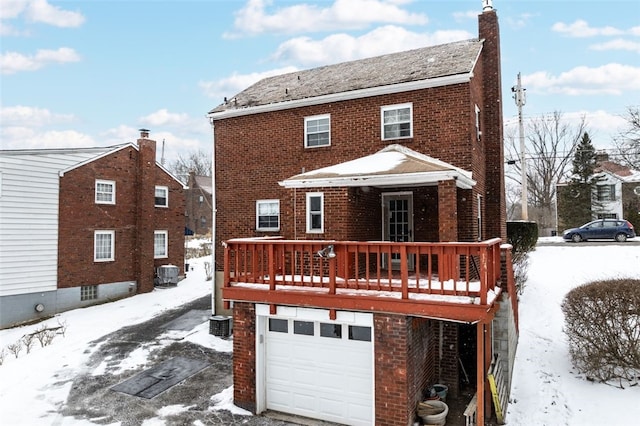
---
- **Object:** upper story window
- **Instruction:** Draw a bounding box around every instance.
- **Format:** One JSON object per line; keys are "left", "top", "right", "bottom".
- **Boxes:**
{"left": 305, "top": 114, "right": 330, "bottom": 148}
{"left": 154, "top": 230, "right": 168, "bottom": 258}
{"left": 306, "top": 192, "right": 324, "bottom": 233}
{"left": 596, "top": 184, "right": 616, "bottom": 201}
{"left": 155, "top": 186, "right": 168, "bottom": 207}
{"left": 256, "top": 199, "right": 280, "bottom": 231}
{"left": 95, "top": 180, "right": 115, "bottom": 204}
{"left": 381, "top": 103, "right": 412, "bottom": 140}
{"left": 94, "top": 230, "right": 115, "bottom": 262}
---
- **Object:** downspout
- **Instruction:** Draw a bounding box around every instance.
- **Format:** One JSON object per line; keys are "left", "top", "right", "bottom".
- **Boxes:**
{"left": 209, "top": 117, "right": 217, "bottom": 316}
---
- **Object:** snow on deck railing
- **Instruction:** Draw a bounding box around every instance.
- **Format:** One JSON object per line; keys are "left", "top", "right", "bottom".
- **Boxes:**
{"left": 223, "top": 238, "right": 503, "bottom": 306}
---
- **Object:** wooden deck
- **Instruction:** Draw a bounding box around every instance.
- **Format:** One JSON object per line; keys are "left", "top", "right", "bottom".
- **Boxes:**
{"left": 223, "top": 237, "right": 511, "bottom": 323}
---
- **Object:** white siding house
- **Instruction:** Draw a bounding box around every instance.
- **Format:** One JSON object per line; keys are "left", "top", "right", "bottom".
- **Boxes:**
{"left": 0, "top": 147, "right": 115, "bottom": 326}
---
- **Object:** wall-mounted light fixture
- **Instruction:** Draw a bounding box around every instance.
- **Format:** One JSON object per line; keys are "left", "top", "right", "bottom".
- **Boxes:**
{"left": 317, "top": 244, "right": 336, "bottom": 259}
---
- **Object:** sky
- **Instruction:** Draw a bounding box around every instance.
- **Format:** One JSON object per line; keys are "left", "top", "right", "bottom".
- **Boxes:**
{"left": 1, "top": 0, "right": 639, "bottom": 169}
{"left": 0, "top": 238, "right": 639, "bottom": 424}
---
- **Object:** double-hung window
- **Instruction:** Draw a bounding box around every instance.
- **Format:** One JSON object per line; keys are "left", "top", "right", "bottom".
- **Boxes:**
{"left": 596, "top": 184, "right": 616, "bottom": 201}
{"left": 94, "top": 230, "right": 115, "bottom": 262}
{"left": 381, "top": 103, "right": 412, "bottom": 140}
{"left": 304, "top": 114, "right": 330, "bottom": 148}
{"left": 95, "top": 180, "right": 115, "bottom": 204}
{"left": 154, "top": 230, "right": 168, "bottom": 258}
{"left": 306, "top": 192, "right": 324, "bottom": 233}
{"left": 256, "top": 199, "right": 280, "bottom": 231}
{"left": 155, "top": 186, "right": 168, "bottom": 207}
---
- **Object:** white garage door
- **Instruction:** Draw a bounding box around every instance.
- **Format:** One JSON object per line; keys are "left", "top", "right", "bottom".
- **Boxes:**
{"left": 263, "top": 312, "right": 373, "bottom": 426}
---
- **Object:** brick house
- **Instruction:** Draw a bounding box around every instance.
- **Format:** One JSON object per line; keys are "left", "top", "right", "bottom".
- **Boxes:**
{"left": 208, "top": 3, "right": 516, "bottom": 426}
{"left": 185, "top": 172, "right": 213, "bottom": 236}
{"left": 0, "top": 130, "right": 186, "bottom": 328}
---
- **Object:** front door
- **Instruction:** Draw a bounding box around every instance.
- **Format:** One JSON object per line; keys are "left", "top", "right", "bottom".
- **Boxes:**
{"left": 382, "top": 192, "right": 414, "bottom": 270}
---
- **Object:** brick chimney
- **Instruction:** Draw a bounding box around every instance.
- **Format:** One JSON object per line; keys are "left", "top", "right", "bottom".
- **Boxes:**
{"left": 479, "top": 4, "right": 507, "bottom": 240}
{"left": 136, "top": 128, "right": 157, "bottom": 293}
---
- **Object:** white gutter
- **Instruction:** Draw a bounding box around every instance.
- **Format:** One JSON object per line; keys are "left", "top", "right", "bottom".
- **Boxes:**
{"left": 209, "top": 119, "right": 217, "bottom": 316}
{"left": 279, "top": 171, "right": 476, "bottom": 190}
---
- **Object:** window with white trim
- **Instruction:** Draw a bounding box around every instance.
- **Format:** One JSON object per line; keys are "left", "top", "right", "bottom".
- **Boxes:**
{"left": 381, "top": 103, "right": 412, "bottom": 140}
{"left": 306, "top": 192, "right": 324, "bottom": 233}
{"left": 154, "top": 230, "right": 168, "bottom": 258}
{"left": 256, "top": 199, "right": 280, "bottom": 231}
{"left": 94, "top": 230, "right": 115, "bottom": 262}
{"left": 155, "top": 186, "right": 168, "bottom": 207}
{"left": 304, "top": 114, "right": 330, "bottom": 148}
{"left": 596, "top": 184, "right": 616, "bottom": 201}
{"left": 95, "top": 180, "right": 115, "bottom": 204}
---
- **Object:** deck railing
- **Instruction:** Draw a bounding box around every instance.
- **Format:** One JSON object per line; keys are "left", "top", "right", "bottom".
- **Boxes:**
{"left": 223, "top": 237, "right": 504, "bottom": 306}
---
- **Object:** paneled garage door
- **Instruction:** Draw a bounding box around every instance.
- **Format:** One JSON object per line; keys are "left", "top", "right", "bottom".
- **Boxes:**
{"left": 264, "top": 313, "right": 373, "bottom": 426}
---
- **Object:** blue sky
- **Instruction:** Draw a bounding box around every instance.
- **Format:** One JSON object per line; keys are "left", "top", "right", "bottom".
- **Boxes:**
{"left": 1, "top": 0, "right": 639, "bottom": 167}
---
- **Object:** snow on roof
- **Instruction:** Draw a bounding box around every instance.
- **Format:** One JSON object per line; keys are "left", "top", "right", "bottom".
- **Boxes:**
{"left": 279, "top": 144, "right": 475, "bottom": 189}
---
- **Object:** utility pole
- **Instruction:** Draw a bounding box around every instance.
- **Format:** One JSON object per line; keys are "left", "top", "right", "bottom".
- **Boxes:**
{"left": 512, "top": 72, "right": 527, "bottom": 220}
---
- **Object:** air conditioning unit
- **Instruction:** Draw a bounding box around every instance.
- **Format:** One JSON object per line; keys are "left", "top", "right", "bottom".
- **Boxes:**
{"left": 155, "top": 264, "right": 179, "bottom": 286}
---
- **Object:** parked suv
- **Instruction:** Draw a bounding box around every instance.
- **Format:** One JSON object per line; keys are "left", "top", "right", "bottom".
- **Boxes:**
{"left": 562, "top": 219, "right": 636, "bottom": 242}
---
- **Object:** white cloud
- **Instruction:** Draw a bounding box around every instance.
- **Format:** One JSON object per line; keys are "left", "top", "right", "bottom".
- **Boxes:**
{"left": 139, "top": 109, "right": 192, "bottom": 127}
{"left": 0, "top": 47, "right": 81, "bottom": 74}
{"left": 199, "top": 66, "right": 299, "bottom": 101}
{"left": 1, "top": 127, "right": 95, "bottom": 150}
{"left": 552, "top": 19, "right": 624, "bottom": 38}
{"left": 0, "top": 105, "right": 75, "bottom": 126}
{"left": 524, "top": 63, "right": 640, "bottom": 96}
{"left": 0, "top": 0, "right": 29, "bottom": 19}
{"left": 224, "top": 0, "right": 427, "bottom": 38}
{"left": 589, "top": 39, "right": 640, "bottom": 54}
{"left": 271, "top": 25, "right": 473, "bottom": 66}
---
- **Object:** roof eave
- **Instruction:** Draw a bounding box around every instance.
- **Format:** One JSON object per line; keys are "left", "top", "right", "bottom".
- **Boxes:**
{"left": 279, "top": 171, "right": 476, "bottom": 190}
{"left": 208, "top": 73, "right": 472, "bottom": 120}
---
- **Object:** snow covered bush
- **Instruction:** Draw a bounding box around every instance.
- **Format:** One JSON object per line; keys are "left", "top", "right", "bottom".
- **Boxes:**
{"left": 562, "top": 278, "right": 640, "bottom": 385}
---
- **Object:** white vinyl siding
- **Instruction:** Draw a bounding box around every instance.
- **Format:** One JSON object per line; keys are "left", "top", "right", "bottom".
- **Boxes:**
{"left": 154, "top": 230, "right": 168, "bottom": 258}
{"left": 0, "top": 150, "right": 110, "bottom": 297}
{"left": 95, "top": 180, "right": 115, "bottom": 204}
{"left": 381, "top": 103, "right": 413, "bottom": 140}
{"left": 304, "top": 114, "right": 330, "bottom": 148}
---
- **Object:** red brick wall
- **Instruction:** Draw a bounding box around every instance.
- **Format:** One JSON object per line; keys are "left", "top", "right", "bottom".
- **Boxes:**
{"left": 433, "top": 321, "right": 460, "bottom": 399}
{"left": 233, "top": 302, "right": 256, "bottom": 413}
{"left": 57, "top": 143, "right": 184, "bottom": 292}
{"left": 374, "top": 314, "right": 435, "bottom": 426}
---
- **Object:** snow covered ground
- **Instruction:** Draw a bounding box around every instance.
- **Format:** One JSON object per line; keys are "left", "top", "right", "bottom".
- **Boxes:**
{"left": 1, "top": 238, "right": 639, "bottom": 425}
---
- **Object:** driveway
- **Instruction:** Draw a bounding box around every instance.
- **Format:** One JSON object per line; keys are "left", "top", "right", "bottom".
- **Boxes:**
{"left": 58, "top": 295, "right": 320, "bottom": 426}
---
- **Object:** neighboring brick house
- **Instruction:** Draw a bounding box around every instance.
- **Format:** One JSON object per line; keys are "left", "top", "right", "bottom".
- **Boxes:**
{"left": 185, "top": 172, "right": 213, "bottom": 236}
{"left": 208, "top": 3, "right": 515, "bottom": 426}
{"left": 0, "top": 130, "right": 186, "bottom": 328}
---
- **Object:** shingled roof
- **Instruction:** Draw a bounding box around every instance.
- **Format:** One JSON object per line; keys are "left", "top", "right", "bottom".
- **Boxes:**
{"left": 209, "top": 38, "right": 483, "bottom": 115}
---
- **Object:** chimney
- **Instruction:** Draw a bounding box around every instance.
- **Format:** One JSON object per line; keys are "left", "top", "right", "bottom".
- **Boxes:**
{"left": 136, "top": 130, "right": 157, "bottom": 294}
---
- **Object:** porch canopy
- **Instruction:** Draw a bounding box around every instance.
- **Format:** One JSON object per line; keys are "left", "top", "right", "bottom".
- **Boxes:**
{"left": 279, "top": 144, "right": 476, "bottom": 189}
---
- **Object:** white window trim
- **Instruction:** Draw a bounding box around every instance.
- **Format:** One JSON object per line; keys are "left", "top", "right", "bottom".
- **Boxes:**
{"left": 154, "top": 230, "right": 168, "bottom": 259}
{"left": 95, "top": 179, "right": 116, "bottom": 205}
{"left": 94, "top": 230, "right": 115, "bottom": 262}
{"left": 155, "top": 185, "right": 169, "bottom": 207}
{"left": 256, "top": 199, "right": 280, "bottom": 231}
{"left": 306, "top": 192, "right": 324, "bottom": 233}
{"left": 304, "top": 114, "right": 331, "bottom": 148}
{"left": 381, "top": 102, "right": 413, "bottom": 141}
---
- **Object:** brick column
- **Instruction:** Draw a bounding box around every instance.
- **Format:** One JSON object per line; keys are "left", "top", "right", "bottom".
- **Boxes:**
{"left": 136, "top": 136, "right": 156, "bottom": 293}
{"left": 438, "top": 180, "right": 458, "bottom": 242}
{"left": 233, "top": 302, "right": 256, "bottom": 412}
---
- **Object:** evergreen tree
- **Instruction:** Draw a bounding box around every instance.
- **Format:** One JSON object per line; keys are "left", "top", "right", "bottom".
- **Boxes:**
{"left": 558, "top": 132, "right": 603, "bottom": 229}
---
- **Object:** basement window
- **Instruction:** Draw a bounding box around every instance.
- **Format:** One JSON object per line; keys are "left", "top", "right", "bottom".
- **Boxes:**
{"left": 80, "top": 285, "right": 98, "bottom": 301}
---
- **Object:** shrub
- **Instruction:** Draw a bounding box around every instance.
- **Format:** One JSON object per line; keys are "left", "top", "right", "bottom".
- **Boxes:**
{"left": 562, "top": 278, "right": 640, "bottom": 385}
{"left": 506, "top": 221, "right": 538, "bottom": 294}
